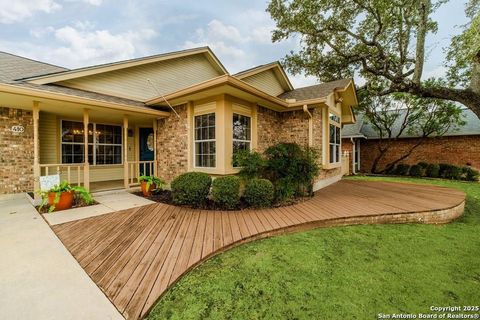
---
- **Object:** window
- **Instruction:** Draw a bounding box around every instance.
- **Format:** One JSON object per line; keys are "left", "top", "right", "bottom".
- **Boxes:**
{"left": 61, "top": 120, "right": 122, "bottom": 165}
{"left": 328, "top": 113, "right": 341, "bottom": 164}
{"left": 232, "top": 113, "right": 251, "bottom": 167}
{"left": 194, "top": 113, "right": 216, "bottom": 167}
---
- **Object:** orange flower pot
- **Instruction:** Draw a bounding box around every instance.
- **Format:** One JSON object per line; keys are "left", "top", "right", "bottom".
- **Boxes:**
{"left": 48, "top": 191, "right": 74, "bottom": 211}
{"left": 141, "top": 181, "right": 156, "bottom": 197}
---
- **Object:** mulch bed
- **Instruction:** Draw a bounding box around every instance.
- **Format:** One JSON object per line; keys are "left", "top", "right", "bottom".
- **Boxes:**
{"left": 133, "top": 189, "right": 311, "bottom": 211}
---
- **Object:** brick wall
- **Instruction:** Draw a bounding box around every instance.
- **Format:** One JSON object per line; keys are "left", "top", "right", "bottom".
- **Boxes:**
{"left": 0, "top": 107, "right": 34, "bottom": 194}
{"left": 342, "top": 139, "right": 354, "bottom": 173}
{"left": 257, "top": 106, "right": 339, "bottom": 187}
{"left": 256, "top": 106, "right": 281, "bottom": 153}
{"left": 156, "top": 105, "right": 189, "bottom": 182}
{"left": 357, "top": 135, "right": 480, "bottom": 173}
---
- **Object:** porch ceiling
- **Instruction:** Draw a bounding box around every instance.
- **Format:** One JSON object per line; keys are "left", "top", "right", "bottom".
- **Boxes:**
{"left": 0, "top": 91, "right": 166, "bottom": 125}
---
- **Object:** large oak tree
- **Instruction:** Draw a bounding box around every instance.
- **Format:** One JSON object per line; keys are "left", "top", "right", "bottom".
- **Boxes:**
{"left": 267, "top": 0, "right": 480, "bottom": 117}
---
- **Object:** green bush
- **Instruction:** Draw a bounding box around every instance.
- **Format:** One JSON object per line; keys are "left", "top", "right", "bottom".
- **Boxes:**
{"left": 233, "top": 150, "right": 267, "bottom": 180}
{"left": 409, "top": 164, "right": 423, "bottom": 177}
{"left": 442, "top": 164, "right": 461, "bottom": 180}
{"left": 438, "top": 163, "right": 450, "bottom": 177}
{"left": 171, "top": 172, "right": 212, "bottom": 207}
{"left": 274, "top": 178, "right": 297, "bottom": 203}
{"left": 211, "top": 176, "right": 241, "bottom": 209}
{"left": 394, "top": 164, "right": 410, "bottom": 176}
{"left": 264, "top": 143, "right": 319, "bottom": 199}
{"left": 463, "top": 166, "right": 480, "bottom": 181}
{"left": 425, "top": 164, "right": 440, "bottom": 178}
{"left": 417, "top": 162, "right": 429, "bottom": 169}
{"left": 244, "top": 179, "right": 274, "bottom": 208}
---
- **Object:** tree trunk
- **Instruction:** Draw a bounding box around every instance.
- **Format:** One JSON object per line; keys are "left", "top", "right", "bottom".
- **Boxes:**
{"left": 370, "top": 143, "right": 390, "bottom": 174}
{"left": 413, "top": 0, "right": 429, "bottom": 84}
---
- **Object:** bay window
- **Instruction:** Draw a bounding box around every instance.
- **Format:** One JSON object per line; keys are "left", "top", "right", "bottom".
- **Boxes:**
{"left": 194, "top": 113, "right": 216, "bottom": 167}
{"left": 61, "top": 120, "right": 122, "bottom": 165}
{"left": 232, "top": 113, "right": 251, "bottom": 167}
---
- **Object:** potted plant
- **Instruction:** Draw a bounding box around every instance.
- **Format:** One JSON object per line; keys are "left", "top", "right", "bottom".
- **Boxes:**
{"left": 139, "top": 175, "right": 165, "bottom": 197}
{"left": 39, "top": 181, "right": 94, "bottom": 212}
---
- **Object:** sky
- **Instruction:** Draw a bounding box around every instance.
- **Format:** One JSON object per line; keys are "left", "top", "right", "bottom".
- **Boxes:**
{"left": 0, "top": 0, "right": 470, "bottom": 88}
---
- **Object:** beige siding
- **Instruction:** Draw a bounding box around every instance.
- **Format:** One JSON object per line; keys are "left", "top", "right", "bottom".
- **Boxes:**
{"left": 241, "top": 69, "right": 286, "bottom": 96}
{"left": 57, "top": 54, "right": 223, "bottom": 101}
{"left": 39, "top": 112, "right": 57, "bottom": 164}
{"left": 39, "top": 112, "right": 137, "bottom": 183}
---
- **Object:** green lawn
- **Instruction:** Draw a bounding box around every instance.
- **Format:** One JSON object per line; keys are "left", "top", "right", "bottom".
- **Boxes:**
{"left": 147, "top": 176, "right": 480, "bottom": 320}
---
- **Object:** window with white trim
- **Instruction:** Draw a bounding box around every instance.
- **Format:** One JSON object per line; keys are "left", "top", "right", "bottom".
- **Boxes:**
{"left": 61, "top": 120, "right": 122, "bottom": 165}
{"left": 232, "top": 113, "right": 251, "bottom": 167}
{"left": 194, "top": 113, "right": 216, "bottom": 167}
{"left": 328, "top": 113, "right": 341, "bottom": 164}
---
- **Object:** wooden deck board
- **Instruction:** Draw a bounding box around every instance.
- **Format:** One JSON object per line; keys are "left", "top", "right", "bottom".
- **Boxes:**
{"left": 50, "top": 180, "right": 465, "bottom": 320}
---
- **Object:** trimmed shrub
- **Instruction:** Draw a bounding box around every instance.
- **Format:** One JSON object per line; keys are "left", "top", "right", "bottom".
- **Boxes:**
{"left": 171, "top": 172, "right": 212, "bottom": 207}
{"left": 211, "top": 176, "right": 241, "bottom": 209}
{"left": 409, "top": 164, "right": 423, "bottom": 177}
{"left": 244, "top": 179, "right": 274, "bottom": 208}
{"left": 443, "top": 164, "right": 461, "bottom": 180}
{"left": 394, "top": 164, "right": 410, "bottom": 176}
{"left": 425, "top": 164, "right": 440, "bottom": 178}
{"left": 463, "top": 166, "right": 480, "bottom": 181}
{"left": 438, "top": 163, "right": 450, "bottom": 177}
{"left": 385, "top": 165, "right": 397, "bottom": 175}
{"left": 417, "top": 162, "right": 429, "bottom": 169}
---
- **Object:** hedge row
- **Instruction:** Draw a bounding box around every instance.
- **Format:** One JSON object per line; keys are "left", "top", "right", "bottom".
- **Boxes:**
{"left": 388, "top": 162, "right": 479, "bottom": 181}
{"left": 171, "top": 173, "right": 274, "bottom": 209}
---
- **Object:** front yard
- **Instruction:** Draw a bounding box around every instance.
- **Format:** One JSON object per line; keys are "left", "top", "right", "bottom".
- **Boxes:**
{"left": 147, "top": 176, "right": 480, "bottom": 320}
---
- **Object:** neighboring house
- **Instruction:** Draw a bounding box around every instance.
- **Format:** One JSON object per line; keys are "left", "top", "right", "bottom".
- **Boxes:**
{"left": 342, "top": 109, "right": 480, "bottom": 173}
{"left": 0, "top": 47, "right": 357, "bottom": 195}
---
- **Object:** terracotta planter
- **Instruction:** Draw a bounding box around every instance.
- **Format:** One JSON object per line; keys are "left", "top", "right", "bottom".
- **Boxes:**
{"left": 48, "top": 191, "right": 74, "bottom": 211}
{"left": 141, "top": 181, "right": 156, "bottom": 197}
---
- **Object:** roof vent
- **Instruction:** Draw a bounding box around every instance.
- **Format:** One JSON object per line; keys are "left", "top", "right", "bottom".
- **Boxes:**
{"left": 285, "top": 98, "right": 297, "bottom": 103}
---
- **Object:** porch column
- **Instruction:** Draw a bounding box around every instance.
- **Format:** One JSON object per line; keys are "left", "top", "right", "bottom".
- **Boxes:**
{"left": 83, "top": 109, "right": 90, "bottom": 191}
{"left": 33, "top": 101, "right": 40, "bottom": 200}
{"left": 152, "top": 118, "right": 157, "bottom": 177}
{"left": 123, "top": 115, "right": 129, "bottom": 189}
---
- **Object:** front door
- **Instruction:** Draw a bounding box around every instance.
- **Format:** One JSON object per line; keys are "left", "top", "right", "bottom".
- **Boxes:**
{"left": 139, "top": 128, "right": 154, "bottom": 176}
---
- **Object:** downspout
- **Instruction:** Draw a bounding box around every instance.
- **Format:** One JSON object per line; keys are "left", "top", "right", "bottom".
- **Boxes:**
{"left": 303, "top": 105, "right": 313, "bottom": 147}
{"left": 350, "top": 137, "right": 356, "bottom": 174}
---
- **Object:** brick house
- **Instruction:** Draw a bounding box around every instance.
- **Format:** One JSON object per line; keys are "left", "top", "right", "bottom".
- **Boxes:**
{"left": 0, "top": 47, "right": 357, "bottom": 195}
{"left": 342, "top": 109, "right": 480, "bottom": 173}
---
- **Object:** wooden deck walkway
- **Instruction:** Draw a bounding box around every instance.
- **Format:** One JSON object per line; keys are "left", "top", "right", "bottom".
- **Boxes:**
{"left": 51, "top": 180, "right": 465, "bottom": 319}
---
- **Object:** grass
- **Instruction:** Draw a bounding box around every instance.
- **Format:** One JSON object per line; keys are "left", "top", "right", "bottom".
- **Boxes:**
{"left": 147, "top": 176, "right": 480, "bottom": 320}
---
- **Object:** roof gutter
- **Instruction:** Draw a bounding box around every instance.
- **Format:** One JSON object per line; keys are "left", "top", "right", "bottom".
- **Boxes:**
{"left": 0, "top": 83, "right": 170, "bottom": 117}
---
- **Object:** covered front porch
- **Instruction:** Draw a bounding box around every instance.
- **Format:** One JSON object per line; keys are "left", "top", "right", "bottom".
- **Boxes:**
{"left": 0, "top": 87, "right": 170, "bottom": 195}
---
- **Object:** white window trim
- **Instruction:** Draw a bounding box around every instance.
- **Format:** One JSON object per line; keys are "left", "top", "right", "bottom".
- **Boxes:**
{"left": 193, "top": 112, "right": 216, "bottom": 169}
{"left": 328, "top": 112, "right": 342, "bottom": 165}
{"left": 232, "top": 113, "right": 252, "bottom": 168}
{"left": 60, "top": 120, "right": 123, "bottom": 166}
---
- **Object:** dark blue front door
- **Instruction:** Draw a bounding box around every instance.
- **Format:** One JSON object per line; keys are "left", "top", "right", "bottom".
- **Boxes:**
{"left": 139, "top": 128, "right": 154, "bottom": 176}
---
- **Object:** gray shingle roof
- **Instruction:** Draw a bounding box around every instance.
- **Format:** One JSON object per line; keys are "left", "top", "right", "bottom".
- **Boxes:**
{"left": 0, "top": 52, "right": 68, "bottom": 83}
{"left": 343, "top": 109, "right": 480, "bottom": 139}
{"left": 279, "top": 78, "right": 351, "bottom": 100}
{"left": 12, "top": 82, "right": 147, "bottom": 108}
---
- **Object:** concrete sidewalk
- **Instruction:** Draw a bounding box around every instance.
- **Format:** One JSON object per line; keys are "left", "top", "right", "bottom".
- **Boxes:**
{"left": 0, "top": 194, "right": 124, "bottom": 320}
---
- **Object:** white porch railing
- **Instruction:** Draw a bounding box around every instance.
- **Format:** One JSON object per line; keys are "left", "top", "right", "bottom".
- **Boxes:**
{"left": 38, "top": 163, "right": 86, "bottom": 187}
{"left": 125, "top": 160, "right": 157, "bottom": 188}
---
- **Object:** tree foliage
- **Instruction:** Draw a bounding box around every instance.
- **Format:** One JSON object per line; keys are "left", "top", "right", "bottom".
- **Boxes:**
{"left": 358, "top": 92, "right": 465, "bottom": 173}
{"left": 267, "top": 0, "right": 480, "bottom": 117}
